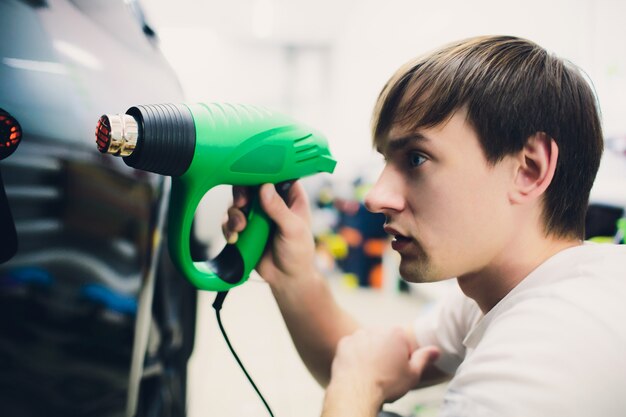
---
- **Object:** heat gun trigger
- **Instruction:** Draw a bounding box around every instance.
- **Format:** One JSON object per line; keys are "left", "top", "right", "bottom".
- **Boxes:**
{"left": 265, "top": 180, "right": 295, "bottom": 249}
{"left": 275, "top": 179, "right": 295, "bottom": 203}
{"left": 238, "top": 180, "right": 295, "bottom": 217}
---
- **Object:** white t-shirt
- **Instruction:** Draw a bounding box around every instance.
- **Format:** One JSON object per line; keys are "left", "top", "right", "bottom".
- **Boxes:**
{"left": 414, "top": 243, "right": 626, "bottom": 417}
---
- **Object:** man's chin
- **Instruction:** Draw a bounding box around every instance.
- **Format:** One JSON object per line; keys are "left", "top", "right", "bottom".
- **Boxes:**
{"left": 398, "top": 259, "right": 451, "bottom": 284}
{"left": 398, "top": 263, "right": 433, "bottom": 283}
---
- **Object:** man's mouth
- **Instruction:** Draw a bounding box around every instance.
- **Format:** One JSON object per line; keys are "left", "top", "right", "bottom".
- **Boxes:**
{"left": 384, "top": 225, "right": 406, "bottom": 238}
{"left": 384, "top": 226, "right": 412, "bottom": 252}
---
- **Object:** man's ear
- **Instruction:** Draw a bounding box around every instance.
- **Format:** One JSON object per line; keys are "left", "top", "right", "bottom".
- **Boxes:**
{"left": 509, "top": 132, "right": 558, "bottom": 205}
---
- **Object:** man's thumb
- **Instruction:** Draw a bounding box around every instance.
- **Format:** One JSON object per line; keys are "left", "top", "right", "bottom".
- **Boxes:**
{"left": 260, "top": 183, "right": 291, "bottom": 224}
{"left": 409, "top": 346, "right": 441, "bottom": 375}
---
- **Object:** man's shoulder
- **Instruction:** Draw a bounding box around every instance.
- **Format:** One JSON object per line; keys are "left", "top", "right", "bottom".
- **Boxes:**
{"left": 507, "top": 243, "right": 626, "bottom": 310}
{"left": 468, "top": 243, "right": 626, "bottom": 380}
{"left": 473, "top": 243, "right": 626, "bottom": 374}
{"left": 560, "top": 241, "right": 626, "bottom": 272}
{"left": 440, "top": 244, "right": 626, "bottom": 417}
{"left": 491, "top": 246, "right": 626, "bottom": 342}
{"left": 446, "top": 267, "right": 626, "bottom": 416}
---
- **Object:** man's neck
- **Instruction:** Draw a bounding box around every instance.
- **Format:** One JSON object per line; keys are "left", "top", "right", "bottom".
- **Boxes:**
{"left": 457, "top": 233, "right": 582, "bottom": 313}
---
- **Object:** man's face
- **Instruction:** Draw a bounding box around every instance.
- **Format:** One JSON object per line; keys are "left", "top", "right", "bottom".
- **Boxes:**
{"left": 365, "top": 109, "right": 517, "bottom": 283}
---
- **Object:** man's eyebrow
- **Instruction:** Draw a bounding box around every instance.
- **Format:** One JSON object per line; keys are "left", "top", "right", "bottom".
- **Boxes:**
{"left": 378, "top": 133, "right": 429, "bottom": 154}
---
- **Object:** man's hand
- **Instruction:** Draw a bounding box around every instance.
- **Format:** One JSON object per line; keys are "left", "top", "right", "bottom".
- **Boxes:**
{"left": 322, "top": 327, "right": 440, "bottom": 417}
{"left": 223, "top": 182, "right": 360, "bottom": 386}
{"left": 222, "top": 182, "right": 316, "bottom": 288}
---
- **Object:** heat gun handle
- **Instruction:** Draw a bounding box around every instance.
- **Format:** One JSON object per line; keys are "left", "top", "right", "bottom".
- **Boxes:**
{"left": 207, "top": 181, "right": 293, "bottom": 288}
{"left": 168, "top": 179, "right": 292, "bottom": 292}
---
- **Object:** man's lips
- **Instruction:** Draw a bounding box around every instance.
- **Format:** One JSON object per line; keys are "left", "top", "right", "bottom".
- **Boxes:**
{"left": 384, "top": 226, "right": 413, "bottom": 252}
{"left": 384, "top": 225, "right": 408, "bottom": 238}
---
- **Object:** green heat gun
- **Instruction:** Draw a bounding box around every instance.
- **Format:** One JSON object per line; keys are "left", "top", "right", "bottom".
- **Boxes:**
{"left": 95, "top": 103, "right": 336, "bottom": 291}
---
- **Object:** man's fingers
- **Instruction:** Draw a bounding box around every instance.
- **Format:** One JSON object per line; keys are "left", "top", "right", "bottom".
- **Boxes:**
{"left": 409, "top": 346, "right": 441, "bottom": 376}
{"left": 260, "top": 184, "right": 296, "bottom": 226}
{"left": 222, "top": 206, "right": 247, "bottom": 244}
{"left": 225, "top": 182, "right": 308, "bottom": 245}
{"left": 232, "top": 186, "right": 248, "bottom": 208}
{"left": 227, "top": 206, "right": 247, "bottom": 231}
{"left": 261, "top": 182, "right": 310, "bottom": 223}
{"left": 286, "top": 181, "right": 311, "bottom": 220}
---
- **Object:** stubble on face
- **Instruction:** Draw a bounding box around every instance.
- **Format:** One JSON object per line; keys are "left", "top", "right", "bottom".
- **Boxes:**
{"left": 396, "top": 238, "right": 438, "bottom": 283}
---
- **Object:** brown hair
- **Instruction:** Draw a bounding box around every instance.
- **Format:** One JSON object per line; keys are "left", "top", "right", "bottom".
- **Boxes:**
{"left": 372, "top": 35, "right": 603, "bottom": 239}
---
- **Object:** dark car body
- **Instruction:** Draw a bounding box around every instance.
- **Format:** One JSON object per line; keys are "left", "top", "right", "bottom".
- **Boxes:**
{"left": 0, "top": 1, "right": 199, "bottom": 416}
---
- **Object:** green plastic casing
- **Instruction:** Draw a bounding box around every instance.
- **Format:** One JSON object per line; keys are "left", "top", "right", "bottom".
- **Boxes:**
{"left": 168, "top": 103, "right": 336, "bottom": 291}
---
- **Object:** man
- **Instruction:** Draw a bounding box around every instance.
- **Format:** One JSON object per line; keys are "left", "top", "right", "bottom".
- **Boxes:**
{"left": 224, "top": 35, "right": 626, "bottom": 416}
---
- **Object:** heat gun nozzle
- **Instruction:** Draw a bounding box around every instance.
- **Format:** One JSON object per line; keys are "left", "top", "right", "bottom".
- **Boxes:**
{"left": 95, "top": 104, "right": 195, "bottom": 176}
{"left": 96, "top": 114, "right": 138, "bottom": 157}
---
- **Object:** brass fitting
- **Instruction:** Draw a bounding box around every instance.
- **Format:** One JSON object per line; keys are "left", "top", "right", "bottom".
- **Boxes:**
{"left": 96, "top": 114, "right": 138, "bottom": 157}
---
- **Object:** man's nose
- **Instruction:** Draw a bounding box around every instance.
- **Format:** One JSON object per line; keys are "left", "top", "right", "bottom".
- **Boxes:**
{"left": 364, "top": 165, "right": 405, "bottom": 214}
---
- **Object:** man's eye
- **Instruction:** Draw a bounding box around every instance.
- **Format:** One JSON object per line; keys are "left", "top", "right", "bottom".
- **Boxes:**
{"left": 409, "top": 152, "right": 427, "bottom": 167}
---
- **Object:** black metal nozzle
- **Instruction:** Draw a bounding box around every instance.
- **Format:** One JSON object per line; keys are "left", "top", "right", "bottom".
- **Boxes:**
{"left": 96, "top": 103, "right": 196, "bottom": 177}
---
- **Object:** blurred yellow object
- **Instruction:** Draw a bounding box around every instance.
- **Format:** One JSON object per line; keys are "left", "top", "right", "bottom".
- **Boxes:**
{"left": 617, "top": 218, "right": 626, "bottom": 243}
{"left": 588, "top": 236, "right": 615, "bottom": 244}
{"left": 341, "top": 273, "right": 359, "bottom": 289}
{"left": 318, "top": 187, "right": 334, "bottom": 205}
{"left": 318, "top": 233, "right": 349, "bottom": 259}
{"left": 354, "top": 183, "right": 371, "bottom": 201}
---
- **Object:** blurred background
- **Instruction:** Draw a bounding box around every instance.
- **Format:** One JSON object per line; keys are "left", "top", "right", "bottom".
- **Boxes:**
{"left": 1, "top": 1, "right": 625, "bottom": 417}
{"left": 137, "top": 1, "right": 626, "bottom": 416}
{"left": 143, "top": 0, "right": 626, "bottom": 245}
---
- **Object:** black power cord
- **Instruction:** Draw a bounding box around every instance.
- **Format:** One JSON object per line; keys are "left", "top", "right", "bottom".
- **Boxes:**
{"left": 212, "top": 291, "right": 275, "bottom": 417}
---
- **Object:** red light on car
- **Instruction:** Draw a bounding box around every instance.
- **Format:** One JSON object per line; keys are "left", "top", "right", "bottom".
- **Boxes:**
{"left": 95, "top": 115, "right": 111, "bottom": 153}
{"left": 0, "top": 109, "right": 22, "bottom": 160}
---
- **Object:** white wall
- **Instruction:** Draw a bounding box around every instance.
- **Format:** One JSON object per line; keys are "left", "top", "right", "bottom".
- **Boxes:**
{"left": 146, "top": 0, "right": 626, "bottom": 178}
{"left": 327, "top": 0, "right": 626, "bottom": 179}
{"left": 143, "top": 0, "right": 626, "bottom": 241}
